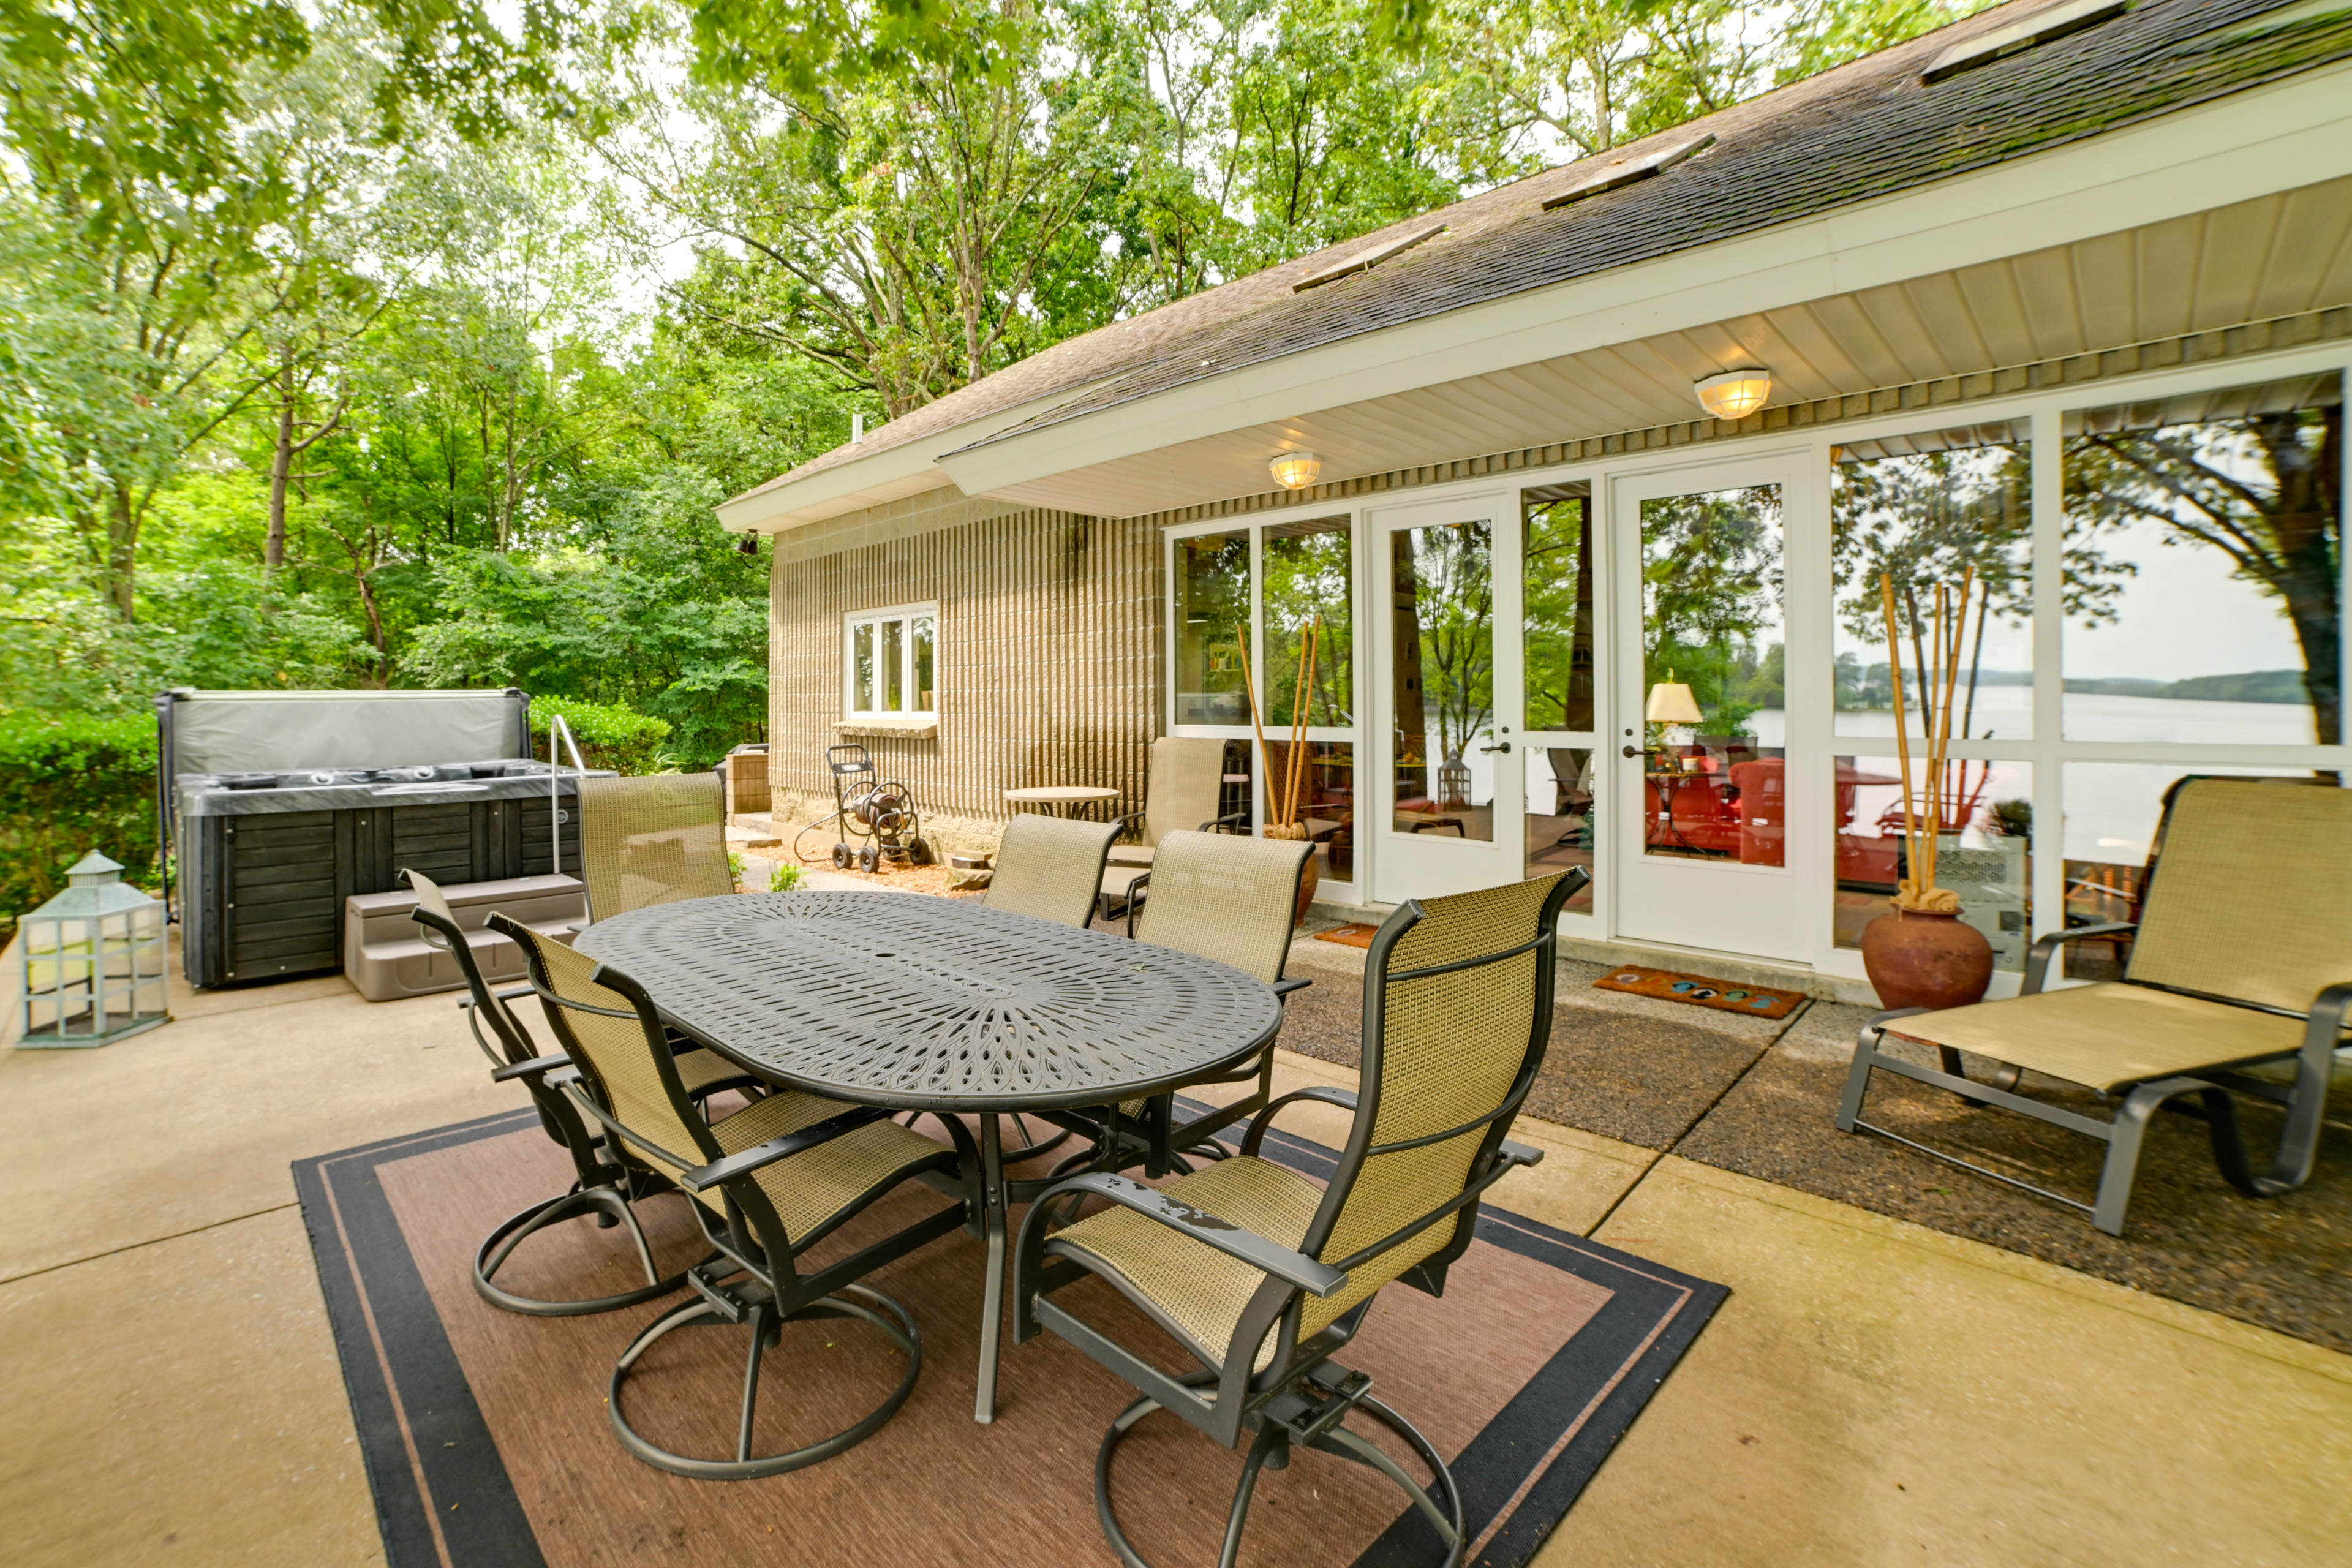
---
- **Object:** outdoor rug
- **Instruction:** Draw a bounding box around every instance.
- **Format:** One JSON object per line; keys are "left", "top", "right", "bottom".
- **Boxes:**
{"left": 1312, "top": 922, "right": 1381, "bottom": 949}
{"left": 297, "top": 1103, "right": 1726, "bottom": 1568}
{"left": 1590, "top": 965, "right": 1807, "bottom": 1020}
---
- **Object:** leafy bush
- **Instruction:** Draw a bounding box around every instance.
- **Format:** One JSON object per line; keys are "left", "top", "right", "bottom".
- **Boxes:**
{"left": 767, "top": 862, "right": 802, "bottom": 893}
{"left": 529, "top": 696, "right": 672, "bottom": 776}
{"left": 0, "top": 711, "right": 159, "bottom": 939}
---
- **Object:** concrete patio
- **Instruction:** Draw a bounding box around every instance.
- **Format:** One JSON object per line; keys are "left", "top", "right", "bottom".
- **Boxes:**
{"left": 2, "top": 935, "right": 2346, "bottom": 1567}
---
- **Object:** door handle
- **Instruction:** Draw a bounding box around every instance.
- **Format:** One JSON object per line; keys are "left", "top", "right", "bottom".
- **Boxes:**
{"left": 1479, "top": 742, "right": 1511, "bottom": 755}
{"left": 1621, "top": 745, "right": 1641, "bottom": 758}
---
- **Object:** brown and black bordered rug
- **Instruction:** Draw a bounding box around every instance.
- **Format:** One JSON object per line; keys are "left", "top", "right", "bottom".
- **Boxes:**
{"left": 296, "top": 1104, "right": 1724, "bottom": 1568}
{"left": 1590, "top": 965, "right": 1807, "bottom": 1020}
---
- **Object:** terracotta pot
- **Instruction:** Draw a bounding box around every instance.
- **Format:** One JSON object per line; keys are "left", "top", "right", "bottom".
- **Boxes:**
{"left": 1860, "top": 907, "right": 1993, "bottom": 1012}
{"left": 1292, "top": 848, "right": 1322, "bottom": 927}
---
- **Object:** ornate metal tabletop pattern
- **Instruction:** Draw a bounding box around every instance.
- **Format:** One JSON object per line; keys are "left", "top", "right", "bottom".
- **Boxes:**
{"left": 574, "top": 892, "right": 1281, "bottom": 1112}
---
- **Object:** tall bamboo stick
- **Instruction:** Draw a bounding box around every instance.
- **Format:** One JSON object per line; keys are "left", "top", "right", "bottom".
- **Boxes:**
{"left": 1286, "top": 619, "right": 1321, "bottom": 827}
{"left": 1880, "top": 574, "right": 1921, "bottom": 902}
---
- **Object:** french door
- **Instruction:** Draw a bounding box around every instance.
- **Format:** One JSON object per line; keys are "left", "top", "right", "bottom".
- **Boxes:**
{"left": 1610, "top": 458, "right": 1819, "bottom": 962}
{"left": 1367, "top": 491, "right": 1525, "bottom": 904}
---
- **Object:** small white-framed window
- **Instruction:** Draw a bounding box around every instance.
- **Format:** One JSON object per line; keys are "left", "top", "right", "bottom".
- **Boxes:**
{"left": 844, "top": 602, "right": 938, "bottom": 718}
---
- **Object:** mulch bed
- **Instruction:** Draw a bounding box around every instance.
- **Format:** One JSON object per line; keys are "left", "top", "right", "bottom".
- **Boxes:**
{"left": 1281, "top": 965, "right": 2352, "bottom": 1353}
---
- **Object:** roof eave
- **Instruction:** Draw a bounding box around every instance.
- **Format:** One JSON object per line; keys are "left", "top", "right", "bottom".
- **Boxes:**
{"left": 932, "top": 59, "right": 2352, "bottom": 513}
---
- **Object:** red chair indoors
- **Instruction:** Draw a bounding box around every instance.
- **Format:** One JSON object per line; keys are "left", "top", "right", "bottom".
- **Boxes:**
{"left": 1730, "top": 759, "right": 1785, "bottom": 866}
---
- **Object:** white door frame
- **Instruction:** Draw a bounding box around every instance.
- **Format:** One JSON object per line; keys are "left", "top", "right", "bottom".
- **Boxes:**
{"left": 1365, "top": 487, "right": 1525, "bottom": 905}
{"left": 1607, "top": 450, "right": 1830, "bottom": 964}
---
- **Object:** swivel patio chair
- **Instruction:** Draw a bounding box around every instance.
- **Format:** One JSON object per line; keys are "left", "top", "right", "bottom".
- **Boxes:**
{"left": 404, "top": 869, "right": 758, "bottom": 1317}
{"left": 1839, "top": 777, "right": 2352, "bottom": 1236}
{"left": 1014, "top": 867, "right": 1588, "bottom": 1568}
{"left": 1061, "top": 830, "right": 1314, "bottom": 1178}
{"left": 578, "top": 772, "right": 734, "bottom": 924}
{"left": 1098, "top": 738, "right": 1250, "bottom": 919}
{"left": 986, "top": 813, "right": 1121, "bottom": 927}
{"left": 490, "top": 913, "right": 981, "bottom": 1479}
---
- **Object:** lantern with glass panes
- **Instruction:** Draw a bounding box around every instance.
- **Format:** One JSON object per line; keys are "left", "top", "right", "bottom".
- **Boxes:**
{"left": 1437, "top": 750, "right": 1471, "bottom": 810}
{"left": 15, "top": 852, "right": 170, "bottom": 1048}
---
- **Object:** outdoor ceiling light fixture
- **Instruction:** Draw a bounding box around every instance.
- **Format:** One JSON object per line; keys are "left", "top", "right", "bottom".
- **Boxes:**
{"left": 1269, "top": 451, "right": 1324, "bottom": 489}
{"left": 1695, "top": 367, "right": 1773, "bottom": 422}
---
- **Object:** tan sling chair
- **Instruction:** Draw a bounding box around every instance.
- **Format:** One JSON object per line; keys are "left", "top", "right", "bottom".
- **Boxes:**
{"left": 490, "top": 914, "right": 979, "bottom": 1479}
{"left": 1839, "top": 777, "right": 2351, "bottom": 1235}
{"left": 1014, "top": 868, "right": 1587, "bottom": 1568}
{"left": 1100, "top": 737, "right": 1248, "bottom": 918}
{"left": 402, "top": 868, "right": 753, "bottom": 1316}
{"left": 576, "top": 772, "right": 733, "bottom": 923}
{"left": 984, "top": 812, "right": 1121, "bottom": 927}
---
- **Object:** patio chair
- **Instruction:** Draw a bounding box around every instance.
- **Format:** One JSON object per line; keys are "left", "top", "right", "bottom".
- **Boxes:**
{"left": 1013, "top": 867, "right": 1588, "bottom": 1568}
{"left": 1060, "top": 831, "right": 1315, "bottom": 1180}
{"left": 404, "top": 869, "right": 758, "bottom": 1317}
{"left": 489, "top": 913, "right": 981, "bottom": 1479}
{"left": 1838, "top": 777, "right": 2352, "bottom": 1236}
{"left": 1107, "top": 737, "right": 1246, "bottom": 868}
{"left": 578, "top": 772, "right": 733, "bottom": 924}
{"left": 985, "top": 813, "right": 1121, "bottom": 927}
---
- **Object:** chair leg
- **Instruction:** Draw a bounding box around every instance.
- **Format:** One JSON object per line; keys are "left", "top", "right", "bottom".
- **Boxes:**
{"left": 473, "top": 1184, "right": 688, "bottom": 1317}
{"left": 607, "top": 1281, "right": 922, "bottom": 1480}
{"left": 1093, "top": 1387, "right": 1464, "bottom": 1568}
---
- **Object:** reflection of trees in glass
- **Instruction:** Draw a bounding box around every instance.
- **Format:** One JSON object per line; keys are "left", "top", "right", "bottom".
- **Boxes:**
{"left": 1831, "top": 437, "right": 2034, "bottom": 734}
{"left": 1640, "top": 486, "right": 1781, "bottom": 734}
{"left": 2065, "top": 396, "right": 2342, "bottom": 744}
{"left": 1523, "top": 495, "right": 1592, "bottom": 731}
{"left": 1392, "top": 523, "right": 1492, "bottom": 771}
{"left": 1177, "top": 530, "right": 1250, "bottom": 714}
{"left": 1264, "top": 519, "right": 1352, "bottom": 727}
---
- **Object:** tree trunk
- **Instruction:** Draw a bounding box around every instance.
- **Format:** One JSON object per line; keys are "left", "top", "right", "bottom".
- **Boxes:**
{"left": 106, "top": 480, "right": 139, "bottom": 620}
{"left": 266, "top": 359, "right": 296, "bottom": 573}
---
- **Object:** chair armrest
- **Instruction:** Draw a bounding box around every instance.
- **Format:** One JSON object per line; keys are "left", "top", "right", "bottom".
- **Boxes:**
{"left": 2022, "top": 922, "right": 2137, "bottom": 994}
{"left": 1123, "top": 872, "right": 1153, "bottom": 939}
{"left": 1273, "top": 976, "right": 1311, "bottom": 998}
{"left": 1039, "top": 1172, "right": 1347, "bottom": 1296}
{"left": 1497, "top": 1137, "right": 1544, "bottom": 1168}
{"left": 1202, "top": 810, "right": 1250, "bottom": 833}
{"left": 676, "top": 1104, "right": 892, "bottom": 1193}
{"left": 1325, "top": 1139, "right": 1540, "bottom": 1273}
{"left": 1112, "top": 810, "right": 1145, "bottom": 835}
{"left": 491, "top": 1052, "right": 573, "bottom": 1083}
{"left": 1240, "top": 1085, "right": 1358, "bottom": 1155}
{"left": 459, "top": 985, "right": 535, "bottom": 1013}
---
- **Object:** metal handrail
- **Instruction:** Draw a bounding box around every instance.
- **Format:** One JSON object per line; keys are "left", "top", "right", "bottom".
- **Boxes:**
{"left": 547, "top": 712, "right": 589, "bottom": 876}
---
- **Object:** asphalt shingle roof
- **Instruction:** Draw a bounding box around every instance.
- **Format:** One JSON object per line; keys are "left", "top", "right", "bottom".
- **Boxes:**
{"left": 739, "top": 0, "right": 2352, "bottom": 503}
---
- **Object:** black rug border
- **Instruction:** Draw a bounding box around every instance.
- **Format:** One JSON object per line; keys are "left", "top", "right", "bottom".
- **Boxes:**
{"left": 297, "top": 1106, "right": 1725, "bottom": 1568}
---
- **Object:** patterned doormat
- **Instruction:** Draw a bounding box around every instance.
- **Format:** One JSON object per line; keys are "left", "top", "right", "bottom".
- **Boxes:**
{"left": 296, "top": 1104, "right": 1725, "bottom": 1568}
{"left": 1313, "top": 922, "right": 1381, "bottom": 948}
{"left": 1592, "top": 965, "right": 1808, "bottom": 1020}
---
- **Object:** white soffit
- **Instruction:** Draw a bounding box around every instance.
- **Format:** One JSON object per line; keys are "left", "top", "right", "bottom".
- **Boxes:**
{"left": 933, "top": 61, "right": 2352, "bottom": 511}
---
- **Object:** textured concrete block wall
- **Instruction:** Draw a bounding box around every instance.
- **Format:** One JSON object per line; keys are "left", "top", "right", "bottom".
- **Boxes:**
{"left": 767, "top": 489, "right": 1162, "bottom": 857}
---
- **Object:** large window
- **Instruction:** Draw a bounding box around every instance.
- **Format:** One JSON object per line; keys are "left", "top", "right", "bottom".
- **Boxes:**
{"left": 2062, "top": 375, "right": 2342, "bottom": 747}
{"left": 844, "top": 603, "right": 937, "bottom": 718}
{"left": 1169, "top": 516, "right": 1359, "bottom": 891}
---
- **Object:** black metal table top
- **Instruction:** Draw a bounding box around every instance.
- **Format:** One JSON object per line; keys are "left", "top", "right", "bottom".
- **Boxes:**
{"left": 573, "top": 891, "right": 1282, "bottom": 1112}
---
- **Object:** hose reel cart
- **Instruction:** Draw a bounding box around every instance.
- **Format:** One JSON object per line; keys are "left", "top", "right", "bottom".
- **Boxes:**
{"left": 797, "top": 744, "right": 933, "bottom": 872}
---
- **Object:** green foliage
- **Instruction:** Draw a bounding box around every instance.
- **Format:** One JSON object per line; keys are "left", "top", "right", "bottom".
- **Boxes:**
{"left": 529, "top": 696, "right": 671, "bottom": 776}
{"left": 766, "top": 861, "right": 802, "bottom": 893}
{"left": 0, "top": 710, "right": 159, "bottom": 937}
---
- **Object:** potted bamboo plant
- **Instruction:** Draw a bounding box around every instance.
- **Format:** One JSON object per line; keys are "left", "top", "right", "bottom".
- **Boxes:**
{"left": 1238, "top": 619, "right": 1324, "bottom": 925}
{"left": 1858, "top": 570, "right": 1996, "bottom": 1011}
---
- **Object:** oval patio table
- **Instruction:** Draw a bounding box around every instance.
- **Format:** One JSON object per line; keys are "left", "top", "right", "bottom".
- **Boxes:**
{"left": 574, "top": 889, "right": 1283, "bottom": 1423}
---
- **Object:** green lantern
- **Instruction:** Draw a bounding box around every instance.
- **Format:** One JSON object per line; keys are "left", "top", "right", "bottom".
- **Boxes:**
{"left": 16, "top": 852, "right": 170, "bottom": 1048}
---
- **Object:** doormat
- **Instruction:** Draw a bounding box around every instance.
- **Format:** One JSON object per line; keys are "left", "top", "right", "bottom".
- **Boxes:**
{"left": 1592, "top": 965, "right": 1807, "bottom": 1020}
{"left": 297, "top": 1104, "right": 1726, "bottom": 1568}
{"left": 1313, "top": 922, "right": 1380, "bottom": 948}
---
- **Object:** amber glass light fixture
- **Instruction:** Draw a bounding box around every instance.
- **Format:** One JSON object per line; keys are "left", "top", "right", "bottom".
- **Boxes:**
{"left": 1268, "top": 451, "right": 1324, "bottom": 489}
{"left": 1694, "top": 368, "right": 1772, "bottom": 421}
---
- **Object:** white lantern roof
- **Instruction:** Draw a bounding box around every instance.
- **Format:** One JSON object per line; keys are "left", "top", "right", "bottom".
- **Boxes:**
{"left": 28, "top": 851, "right": 158, "bottom": 921}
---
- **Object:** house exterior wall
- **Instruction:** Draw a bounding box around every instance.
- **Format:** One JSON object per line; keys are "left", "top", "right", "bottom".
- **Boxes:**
{"left": 766, "top": 487, "right": 1161, "bottom": 856}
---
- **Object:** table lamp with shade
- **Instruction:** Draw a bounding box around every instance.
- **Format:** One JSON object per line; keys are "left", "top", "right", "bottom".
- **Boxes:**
{"left": 1644, "top": 676, "right": 1704, "bottom": 771}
